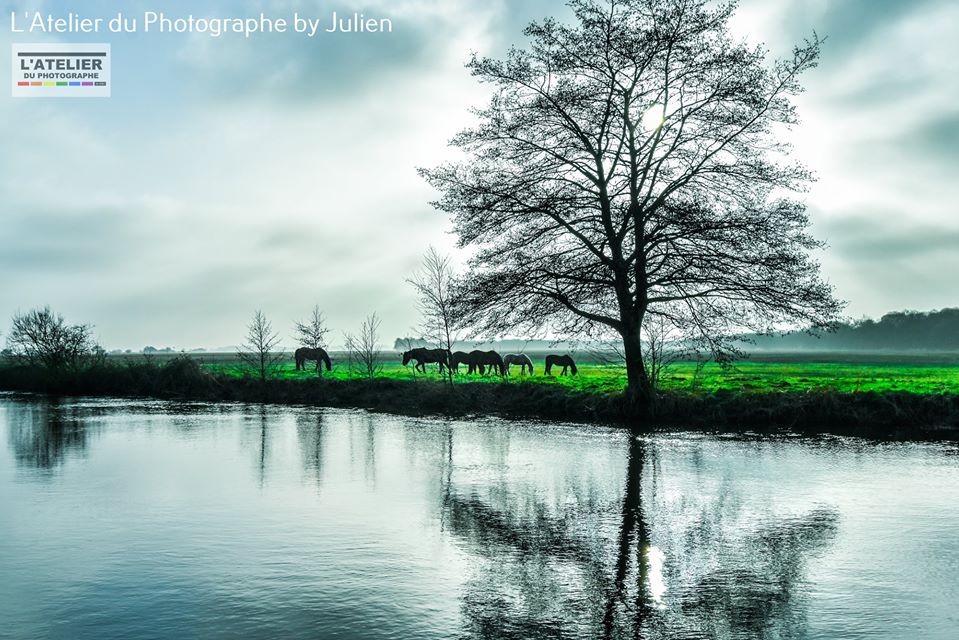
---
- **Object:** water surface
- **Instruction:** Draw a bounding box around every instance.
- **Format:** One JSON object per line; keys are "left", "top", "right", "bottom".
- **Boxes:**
{"left": 1, "top": 394, "right": 957, "bottom": 639}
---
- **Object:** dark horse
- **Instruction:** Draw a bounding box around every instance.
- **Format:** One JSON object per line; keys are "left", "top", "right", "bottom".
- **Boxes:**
{"left": 295, "top": 347, "right": 332, "bottom": 372}
{"left": 545, "top": 354, "right": 577, "bottom": 376}
{"left": 504, "top": 354, "right": 534, "bottom": 375}
{"left": 449, "top": 351, "right": 471, "bottom": 374}
{"left": 402, "top": 347, "right": 450, "bottom": 373}
{"left": 464, "top": 350, "right": 505, "bottom": 376}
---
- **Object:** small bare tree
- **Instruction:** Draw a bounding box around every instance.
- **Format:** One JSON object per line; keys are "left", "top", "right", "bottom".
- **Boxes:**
{"left": 293, "top": 305, "right": 331, "bottom": 376}
{"left": 641, "top": 315, "right": 683, "bottom": 391}
{"left": 342, "top": 331, "right": 357, "bottom": 377}
{"left": 344, "top": 313, "right": 382, "bottom": 381}
{"left": 407, "top": 247, "right": 459, "bottom": 386}
{"left": 293, "top": 305, "right": 330, "bottom": 350}
{"left": 6, "top": 306, "right": 100, "bottom": 371}
{"left": 238, "top": 310, "right": 283, "bottom": 382}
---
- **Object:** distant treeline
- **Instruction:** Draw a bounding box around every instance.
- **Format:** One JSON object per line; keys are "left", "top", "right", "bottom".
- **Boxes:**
{"left": 748, "top": 308, "right": 959, "bottom": 352}
{"left": 393, "top": 337, "right": 576, "bottom": 352}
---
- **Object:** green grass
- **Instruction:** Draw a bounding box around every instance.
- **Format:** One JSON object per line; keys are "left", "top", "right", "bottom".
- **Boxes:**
{"left": 206, "top": 358, "right": 959, "bottom": 396}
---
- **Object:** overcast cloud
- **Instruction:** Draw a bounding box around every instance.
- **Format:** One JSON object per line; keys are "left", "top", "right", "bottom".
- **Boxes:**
{"left": 1, "top": 0, "right": 957, "bottom": 350}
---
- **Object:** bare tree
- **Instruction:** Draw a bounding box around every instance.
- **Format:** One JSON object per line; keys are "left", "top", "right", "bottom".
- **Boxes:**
{"left": 238, "top": 310, "right": 283, "bottom": 382}
{"left": 293, "top": 305, "right": 331, "bottom": 376}
{"left": 344, "top": 313, "right": 383, "bottom": 381}
{"left": 421, "top": 0, "right": 842, "bottom": 413}
{"left": 293, "top": 305, "right": 330, "bottom": 350}
{"left": 342, "top": 331, "right": 357, "bottom": 377}
{"left": 640, "top": 313, "right": 698, "bottom": 391}
{"left": 407, "top": 247, "right": 460, "bottom": 386}
{"left": 6, "top": 306, "right": 101, "bottom": 371}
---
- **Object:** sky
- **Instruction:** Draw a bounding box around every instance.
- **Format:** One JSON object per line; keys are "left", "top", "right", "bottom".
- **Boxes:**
{"left": 1, "top": 0, "right": 957, "bottom": 350}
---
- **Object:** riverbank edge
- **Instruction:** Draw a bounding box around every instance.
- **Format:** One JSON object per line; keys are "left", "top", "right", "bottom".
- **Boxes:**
{"left": 1, "top": 362, "right": 957, "bottom": 440}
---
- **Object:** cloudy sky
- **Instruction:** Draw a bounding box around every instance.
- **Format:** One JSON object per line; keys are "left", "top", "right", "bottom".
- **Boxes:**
{"left": 1, "top": 0, "right": 957, "bottom": 350}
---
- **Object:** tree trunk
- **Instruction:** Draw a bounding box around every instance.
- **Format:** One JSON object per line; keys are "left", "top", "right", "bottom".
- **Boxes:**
{"left": 603, "top": 435, "right": 652, "bottom": 635}
{"left": 622, "top": 328, "right": 655, "bottom": 422}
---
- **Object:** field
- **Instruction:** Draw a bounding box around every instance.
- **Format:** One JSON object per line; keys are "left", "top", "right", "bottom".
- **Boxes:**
{"left": 162, "top": 351, "right": 959, "bottom": 396}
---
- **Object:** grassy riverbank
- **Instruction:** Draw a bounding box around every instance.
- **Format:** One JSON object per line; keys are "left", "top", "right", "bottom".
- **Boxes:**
{"left": 204, "top": 357, "right": 959, "bottom": 395}
{"left": 2, "top": 355, "right": 958, "bottom": 440}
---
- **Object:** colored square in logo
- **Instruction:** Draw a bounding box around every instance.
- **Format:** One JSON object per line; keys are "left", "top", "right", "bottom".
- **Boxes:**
{"left": 12, "top": 43, "right": 111, "bottom": 98}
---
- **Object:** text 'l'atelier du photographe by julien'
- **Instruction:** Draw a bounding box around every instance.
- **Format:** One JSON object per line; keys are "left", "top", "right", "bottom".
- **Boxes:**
{"left": 10, "top": 11, "right": 394, "bottom": 37}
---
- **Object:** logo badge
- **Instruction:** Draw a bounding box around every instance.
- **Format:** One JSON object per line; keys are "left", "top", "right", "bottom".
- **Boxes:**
{"left": 12, "top": 43, "right": 111, "bottom": 98}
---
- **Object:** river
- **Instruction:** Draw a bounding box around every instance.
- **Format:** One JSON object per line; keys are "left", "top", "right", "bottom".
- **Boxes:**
{"left": 1, "top": 394, "right": 956, "bottom": 639}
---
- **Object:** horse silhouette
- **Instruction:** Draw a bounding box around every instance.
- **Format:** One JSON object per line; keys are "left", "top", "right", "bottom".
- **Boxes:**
{"left": 465, "top": 350, "right": 505, "bottom": 376}
{"left": 295, "top": 347, "right": 331, "bottom": 372}
{"left": 402, "top": 347, "right": 450, "bottom": 373}
{"left": 545, "top": 354, "right": 577, "bottom": 376}
{"left": 504, "top": 354, "right": 534, "bottom": 375}
{"left": 449, "top": 351, "right": 471, "bottom": 374}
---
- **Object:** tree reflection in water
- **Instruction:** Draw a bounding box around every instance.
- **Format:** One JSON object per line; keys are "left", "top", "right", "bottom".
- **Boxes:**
{"left": 442, "top": 434, "right": 838, "bottom": 639}
{"left": 3, "top": 400, "right": 842, "bottom": 638}
{"left": 6, "top": 398, "right": 90, "bottom": 473}
{"left": 296, "top": 412, "right": 326, "bottom": 491}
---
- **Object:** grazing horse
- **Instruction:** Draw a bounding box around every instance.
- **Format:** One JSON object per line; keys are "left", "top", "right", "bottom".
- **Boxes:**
{"left": 467, "top": 350, "right": 505, "bottom": 376}
{"left": 449, "top": 351, "right": 471, "bottom": 374}
{"left": 545, "top": 354, "right": 577, "bottom": 376}
{"left": 295, "top": 347, "right": 332, "bottom": 372}
{"left": 402, "top": 347, "right": 450, "bottom": 373}
{"left": 504, "top": 354, "right": 534, "bottom": 376}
